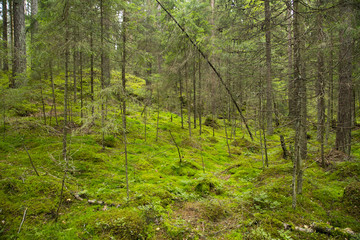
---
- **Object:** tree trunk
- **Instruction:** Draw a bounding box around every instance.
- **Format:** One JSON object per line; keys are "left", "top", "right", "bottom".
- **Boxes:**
{"left": 11, "top": 0, "right": 26, "bottom": 88}
{"left": 30, "top": 0, "right": 38, "bottom": 70}
{"left": 179, "top": 71, "right": 184, "bottom": 129}
{"left": 193, "top": 54, "right": 197, "bottom": 129}
{"left": 90, "top": 30, "right": 94, "bottom": 116}
{"left": 122, "top": 10, "right": 129, "bottom": 200}
{"left": 3, "top": 0, "right": 9, "bottom": 71}
{"left": 336, "top": 0, "right": 353, "bottom": 156}
{"left": 80, "top": 51, "right": 83, "bottom": 120}
{"left": 198, "top": 52, "right": 202, "bottom": 135}
{"left": 316, "top": 0, "right": 325, "bottom": 167}
{"left": 50, "top": 61, "right": 58, "bottom": 126}
{"left": 73, "top": 51, "right": 77, "bottom": 104}
{"left": 293, "top": 0, "right": 304, "bottom": 202}
{"left": 287, "top": 0, "right": 295, "bottom": 119}
{"left": 264, "top": 0, "right": 273, "bottom": 135}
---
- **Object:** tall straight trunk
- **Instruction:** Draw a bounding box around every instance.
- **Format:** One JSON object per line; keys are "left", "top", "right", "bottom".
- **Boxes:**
{"left": 30, "top": 0, "right": 38, "bottom": 70}
{"left": 336, "top": 0, "right": 353, "bottom": 156}
{"left": 101, "top": 0, "right": 110, "bottom": 87}
{"left": 224, "top": 118, "right": 231, "bottom": 157}
{"left": 122, "top": 10, "right": 129, "bottom": 200}
{"left": 9, "top": 0, "right": 13, "bottom": 73}
{"left": 156, "top": 86, "right": 160, "bottom": 141}
{"left": 293, "top": 0, "right": 304, "bottom": 203}
{"left": 50, "top": 61, "right": 58, "bottom": 126}
{"left": 56, "top": 26, "right": 69, "bottom": 221}
{"left": 3, "top": 0, "right": 9, "bottom": 71}
{"left": 198, "top": 52, "right": 202, "bottom": 135}
{"left": 287, "top": 0, "right": 295, "bottom": 118}
{"left": 193, "top": 55, "right": 196, "bottom": 129}
{"left": 90, "top": 31, "right": 94, "bottom": 116}
{"left": 325, "top": 32, "right": 334, "bottom": 145}
{"left": 11, "top": 0, "right": 26, "bottom": 88}
{"left": 179, "top": 71, "right": 184, "bottom": 129}
{"left": 185, "top": 61, "right": 191, "bottom": 137}
{"left": 80, "top": 51, "right": 83, "bottom": 120}
{"left": 264, "top": 0, "right": 273, "bottom": 135}
{"left": 316, "top": 0, "right": 325, "bottom": 167}
{"left": 73, "top": 51, "right": 77, "bottom": 103}
{"left": 100, "top": 0, "right": 105, "bottom": 150}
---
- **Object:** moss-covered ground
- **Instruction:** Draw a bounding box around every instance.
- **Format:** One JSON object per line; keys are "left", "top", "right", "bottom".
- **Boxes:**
{"left": 1, "top": 72, "right": 359, "bottom": 239}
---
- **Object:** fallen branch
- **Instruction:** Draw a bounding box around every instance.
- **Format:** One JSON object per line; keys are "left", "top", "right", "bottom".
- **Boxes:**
{"left": 18, "top": 207, "right": 28, "bottom": 234}
{"left": 221, "top": 164, "right": 242, "bottom": 174}
{"left": 284, "top": 222, "right": 356, "bottom": 237}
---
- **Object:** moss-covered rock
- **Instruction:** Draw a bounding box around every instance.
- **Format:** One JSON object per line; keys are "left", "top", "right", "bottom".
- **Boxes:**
{"left": 343, "top": 182, "right": 360, "bottom": 217}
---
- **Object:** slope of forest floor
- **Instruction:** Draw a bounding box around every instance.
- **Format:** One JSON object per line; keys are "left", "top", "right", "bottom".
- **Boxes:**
{"left": 0, "top": 73, "right": 360, "bottom": 240}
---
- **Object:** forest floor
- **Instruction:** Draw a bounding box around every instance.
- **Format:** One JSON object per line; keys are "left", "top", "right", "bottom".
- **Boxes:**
{"left": 1, "top": 73, "right": 360, "bottom": 240}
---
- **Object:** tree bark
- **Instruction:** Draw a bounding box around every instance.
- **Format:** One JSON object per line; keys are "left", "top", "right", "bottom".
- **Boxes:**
{"left": 316, "top": 0, "right": 325, "bottom": 167}
{"left": 3, "top": 0, "right": 9, "bottom": 71}
{"left": 11, "top": 0, "right": 26, "bottom": 88}
{"left": 336, "top": 0, "right": 353, "bottom": 156}
{"left": 264, "top": 0, "right": 273, "bottom": 135}
{"left": 122, "top": 10, "right": 129, "bottom": 200}
{"left": 49, "top": 61, "right": 58, "bottom": 126}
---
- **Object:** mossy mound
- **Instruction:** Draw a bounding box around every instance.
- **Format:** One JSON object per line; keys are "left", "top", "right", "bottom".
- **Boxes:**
{"left": 89, "top": 208, "right": 147, "bottom": 239}
{"left": 231, "top": 138, "right": 260, "bottom": 153}
{"left": 333, "top": 162, "right": 360, "bottom": 180}
{"left": 204, "top": 117, "right": 220, "bottom": 129}
{"left": 194, "top": 176, "right": 223, "bottom": 196}
{"left": 343, "top": 182, "right": 360, "bottom": 217}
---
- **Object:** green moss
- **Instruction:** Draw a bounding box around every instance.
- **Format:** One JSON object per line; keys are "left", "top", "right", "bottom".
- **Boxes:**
{"left": 343, "top": 182, "right": 360, "bottom": 217}
{"left": 90, "top": 208, "right": 147, "bottom": 239}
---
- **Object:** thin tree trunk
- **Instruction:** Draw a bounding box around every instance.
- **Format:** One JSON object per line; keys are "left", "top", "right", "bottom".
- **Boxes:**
{"left": 73, "top": 51, "right": 77, "bottom": 104}
{"left": 224, "top": 118, "right": 231, "bottom": 157}
{"left": 56, "top": 25, "right": 69, "bottom": 221}
{"left": 156, "top": 85, "right": 160, "bottom": 141}
{"left": 179, "top": 71, "right": 184, "bottom": 129}
{"left": 122, "top": 10, "right": 129, "bottom": 200}
{"left": 80, "top": 51, "right": 83, "bottom": 121}
{"left": 169, "top": 130, "right": 182, "bottom": 164}
{"left": 316, "top": 0, "right": 325, "bottom": 167}
{"left": 90, "top": 30, "right": 94, "bottom": 117}
{"left": 185, "top": 61, "right": 191, "bottom": 138}
{"left": 265, "top": 0, "right": 273, "bottom": 135}
{"left": 50, "top": 61, "right": 58, "bottom": 126}
{"left": 193, "top": 55, "right": 196, "bottom": 129}
{"left": 3, "top": 0, "right": 9, "bottom": 71}
{"left": 198, "top": 52, "right": 202, "bottom": 135}
{"left": 287, "top": 0, "right": 294, "bottom": 118}
{"left": 40, "top": 83, "right": 46, "bottom": 125}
